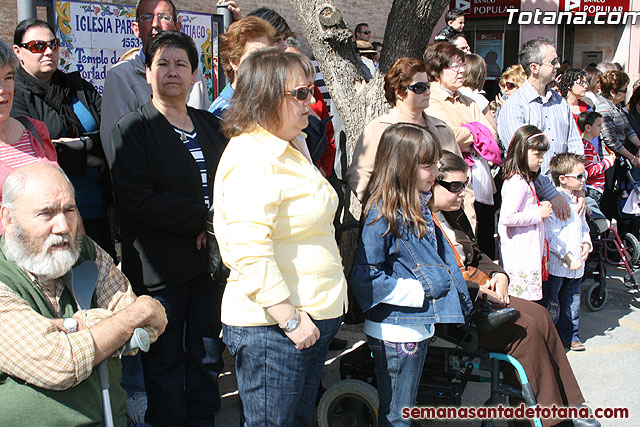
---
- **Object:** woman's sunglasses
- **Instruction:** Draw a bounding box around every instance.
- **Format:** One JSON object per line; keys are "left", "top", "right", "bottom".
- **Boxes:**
{"left": 504, "top": 82, "right": 517, "bottom": 90}
{"left": 285, "top": 84, "right": 314, "bottom": 101}
{"left": 18, "top": 38, "right": 60, "bottom": 54}
{"left": 406, "top": 82, "right": 430, "bottom": 95}
{"left": 437, "top": 178, "right": 469, "bottom": 193}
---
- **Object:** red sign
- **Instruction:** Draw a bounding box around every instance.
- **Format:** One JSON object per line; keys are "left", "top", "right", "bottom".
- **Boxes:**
{"left": 449, "top": 0, "right": 521, "bottom": 18}
{"left": 558, "top": 0, "right": 631, "bottom": 16}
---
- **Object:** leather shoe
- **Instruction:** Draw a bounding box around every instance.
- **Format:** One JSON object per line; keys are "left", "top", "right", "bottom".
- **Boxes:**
{"left": 570, "top": 340, "right": 586, "bottom": 351}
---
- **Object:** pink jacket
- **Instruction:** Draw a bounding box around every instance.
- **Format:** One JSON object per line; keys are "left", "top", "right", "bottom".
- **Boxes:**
{"left": 461, "top": 121, "right": 502, "bottom": 166}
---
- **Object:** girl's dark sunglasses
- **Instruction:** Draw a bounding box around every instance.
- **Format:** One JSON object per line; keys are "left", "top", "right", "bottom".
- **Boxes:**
{"left": 436, "top": 178, "right": 469, "bottom": 193}
{"left": 406, "top": 82, "right": 430, "bottom": 95}
{"left": 505, "top": 82, "right": 517, "bottom": 90}
{"left": 285, "top": 85, "right": 315, "bottom": 101}
{"left": 18, "top": 38, "right": 61, "bottom": 54}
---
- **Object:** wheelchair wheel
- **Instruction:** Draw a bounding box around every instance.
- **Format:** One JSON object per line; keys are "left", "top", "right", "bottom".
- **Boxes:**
{"left": 584, "top": 281, "right": 608, "bottom": 312}
{"left": 317, "top": 379, "right": 379, "bottom": 427}
{"left": 623, "top": 233, "right": 640, "bottom": 265}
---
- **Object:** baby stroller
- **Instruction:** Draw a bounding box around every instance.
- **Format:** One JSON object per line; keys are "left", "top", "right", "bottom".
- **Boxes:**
{"left": 316, "top": 298, "right": 543, "bottom": 427}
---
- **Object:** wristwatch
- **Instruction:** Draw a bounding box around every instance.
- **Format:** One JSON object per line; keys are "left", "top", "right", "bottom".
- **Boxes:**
{"left": 79, "top": 136, "right": 88, "bottom": 151}
{"left": 63, "top": 317, "right": 78, "bottom": 333}
{"left": 279, "top": 309, "right": 301, "bottom": 333}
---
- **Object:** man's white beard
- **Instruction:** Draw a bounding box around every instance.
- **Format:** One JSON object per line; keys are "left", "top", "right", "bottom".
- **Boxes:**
{"left": 4, "top": 223, "right": 82, "bottom": 281}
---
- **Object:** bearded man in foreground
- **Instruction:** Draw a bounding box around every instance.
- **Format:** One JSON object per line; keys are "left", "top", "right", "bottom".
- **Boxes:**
{"left": 0, "top": 163, "right": 167, "bottom": 426}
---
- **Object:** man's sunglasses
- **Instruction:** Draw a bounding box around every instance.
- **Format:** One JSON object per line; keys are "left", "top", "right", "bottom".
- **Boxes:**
{"left": 437, "top": 178, "right": 469, "bottom": 193}
{"left": 504, "top": 82, "right": 517, "bottom": 90}
{"left": 285, "top": 85, "right": 314, "bottom": 101}
{"left": 406, "top": 82, "right": 430, "bottom": 95}
{"left": 18, "top": 38, "right": 60, "bottom": 54}
{"left": 359, "top": 30, "right": 371, "bottom": 35}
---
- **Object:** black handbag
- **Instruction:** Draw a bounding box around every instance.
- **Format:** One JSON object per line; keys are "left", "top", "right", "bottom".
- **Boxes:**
{"left": 206, "top": 205, "right": 230, "bottom": 284}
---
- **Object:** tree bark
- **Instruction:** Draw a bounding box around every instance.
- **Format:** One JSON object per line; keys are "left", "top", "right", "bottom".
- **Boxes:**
{"left": 288, "top": 0, "right": 449, "bottom": 301}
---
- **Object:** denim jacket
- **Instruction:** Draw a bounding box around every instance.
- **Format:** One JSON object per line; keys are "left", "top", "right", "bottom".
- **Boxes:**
{"left": 351, "top": 206, "right": 472, "bottom": 325}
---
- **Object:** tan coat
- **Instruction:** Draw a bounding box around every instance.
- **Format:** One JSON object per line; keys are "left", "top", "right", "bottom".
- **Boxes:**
{"left": 345, "top": 107, "right": 476, "bottom": 227}
{"left": 425, "top": 82, "right": 497, "bottom": 152}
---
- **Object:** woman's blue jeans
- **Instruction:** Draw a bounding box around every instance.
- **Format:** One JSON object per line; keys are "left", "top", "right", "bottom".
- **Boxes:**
{"left": 223, "top": 315, "right": 343, "bottom": 427}
{"left": 367, "top": 335, "right": 429, "bottom": 427}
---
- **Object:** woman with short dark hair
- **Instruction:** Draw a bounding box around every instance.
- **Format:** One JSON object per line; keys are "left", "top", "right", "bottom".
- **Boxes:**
{"left": 213, "top": 48, "right": 348, "bottom": 426}
{"left": 595, "top": 70, "right": 640, "bottom": 166}
{"left": 558, "top": 68, "right": 590, "bottom": 122}
{"left": 110, "top": 30, "right": 228, "bottom": 426}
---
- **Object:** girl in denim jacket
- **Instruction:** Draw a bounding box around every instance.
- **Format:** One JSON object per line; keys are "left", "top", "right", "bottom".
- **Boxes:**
{"left": 351, "top": 123, "right": 473, "bottom": 426}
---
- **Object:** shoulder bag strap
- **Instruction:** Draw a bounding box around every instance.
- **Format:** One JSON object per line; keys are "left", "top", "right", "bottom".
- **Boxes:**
{"left": 14, "top": 116, "right": 45, "bottom": 150}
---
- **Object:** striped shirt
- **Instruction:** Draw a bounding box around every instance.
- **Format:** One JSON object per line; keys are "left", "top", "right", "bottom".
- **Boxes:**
{"left": 0, "top": 130, "right": 38, "bottom": 168}
{"left": 0, "top": 242, "right": 158, "bottom": 390}
{"left": 311, "top": 55, "right": 332, "bottom": 108}
{"left": 497, "top": 80, "right": 584, "bottom": 201}
{"left": 174, "top": 126, "right": 209, "bottom": 207}
{"left": 594, "top": 96, "right": 637, "bottom": 153}
{"left": 583, "top": 138, "right": 613, "bottom": 193}
{"left": 544, "top": 190, "right": 591, "bottom": 279}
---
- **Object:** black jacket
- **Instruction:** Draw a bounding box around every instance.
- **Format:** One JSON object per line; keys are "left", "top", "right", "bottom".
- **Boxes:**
{"left": 110, "top": 102, "right": 227, "bottom": 293}
{"left": 11, "top": 69, "right": 104, "bottom": 173}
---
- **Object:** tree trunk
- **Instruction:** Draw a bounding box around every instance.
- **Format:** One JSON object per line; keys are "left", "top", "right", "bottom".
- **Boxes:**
{"left": 289, "top": 0, "right": 449, "bottom": 211}
{"left": 288, "top": 0, "right": 448, "bottom": 308}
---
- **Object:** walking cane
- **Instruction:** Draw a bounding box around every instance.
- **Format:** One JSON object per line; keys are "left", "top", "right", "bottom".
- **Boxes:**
{"left": 65, "top": 261, "right": 150, "bottom": 427}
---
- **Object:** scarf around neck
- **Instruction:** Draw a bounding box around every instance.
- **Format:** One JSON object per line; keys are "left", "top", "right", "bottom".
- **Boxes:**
{"left": 16, "top": 67, "right": 86, "bottom": 137}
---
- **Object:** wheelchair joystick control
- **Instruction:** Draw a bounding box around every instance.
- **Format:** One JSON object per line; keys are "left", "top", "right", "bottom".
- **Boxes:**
{"left": 472, "top": 294, "right": 517, "bottom": 331}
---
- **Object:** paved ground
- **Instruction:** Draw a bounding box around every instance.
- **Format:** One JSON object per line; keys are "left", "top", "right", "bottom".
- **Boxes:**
{"left": 215, "top": 266, "right": 640, "bottom": 426}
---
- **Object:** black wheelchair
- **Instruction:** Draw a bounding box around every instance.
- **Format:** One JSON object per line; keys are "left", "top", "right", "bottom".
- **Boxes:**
{"left": 316, "top": 299, "right": 543, "bottom": 427}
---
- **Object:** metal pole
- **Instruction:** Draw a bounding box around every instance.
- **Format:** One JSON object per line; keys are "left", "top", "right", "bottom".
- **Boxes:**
{"left": 17, "top": 0, "right": 37, "bottom": 23}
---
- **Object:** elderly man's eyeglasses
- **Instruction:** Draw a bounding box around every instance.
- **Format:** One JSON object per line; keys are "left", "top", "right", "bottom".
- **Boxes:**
{"left": 437, "top": 178, "right": 469, "bottom": 193}
{"left": 406, "top": 82, "right": 430, "bottom": 94}
{"left": 18, "top": 38, "right": 60, "bottom": 54}
{"left": 138, "top": 13, "right": 174, "bottom": 23}
{"left": 447, "top": 62, "right": 465, "bottom": 72}
{"left": 285, "top": 85, "right": 314, "bottom": 101}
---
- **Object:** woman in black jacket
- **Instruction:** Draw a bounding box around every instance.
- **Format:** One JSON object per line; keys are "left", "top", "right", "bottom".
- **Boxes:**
{"left": 431, "top": 151, "right": 597, "bottom": 427}
{"left": 11, "top": 18, "right": 114, "bottom": 257}
{"left": 110, "top": 31, "right": 227, "bottom": 426}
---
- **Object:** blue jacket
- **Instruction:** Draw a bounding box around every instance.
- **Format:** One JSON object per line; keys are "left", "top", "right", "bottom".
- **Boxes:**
{"left": 351, "top": 206, "right": 472, "bottom": 325}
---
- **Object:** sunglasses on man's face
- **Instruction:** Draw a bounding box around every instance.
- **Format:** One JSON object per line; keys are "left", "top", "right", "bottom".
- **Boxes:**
{"left": 437, "top": 178, "right": 469, "bottom": 193}
{"left": 406, "top": 82, "right": 430, "bottom": 95}
{"left": 359, "top": 30, "right": 371, "bottom": 35}
{"left": 18, "top": 38, "right": 60, "bottom": 54}
{"left": 285, "top": 84, "right": 314, "bottom": 101}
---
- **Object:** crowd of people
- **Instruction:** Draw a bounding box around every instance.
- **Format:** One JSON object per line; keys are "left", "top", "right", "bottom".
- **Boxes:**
{"left": 1, "top": 1, "right": 638, "bottom": 426}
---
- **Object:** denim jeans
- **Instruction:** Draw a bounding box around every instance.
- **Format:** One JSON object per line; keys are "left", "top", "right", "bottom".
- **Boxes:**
{"left": 142, "top": 273, "right": 225, "bottom": 426}
{"left": 367, "top": 335, "right": 429, "bottom": 427}
{"left": 540, "top": 274, "right": 582, "bottom": 345}
{"left": 120, "top": 353, "right": 145, "bottom": 397}
{"left": 223, "top": 315, "right": 343, "bottom": 427}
